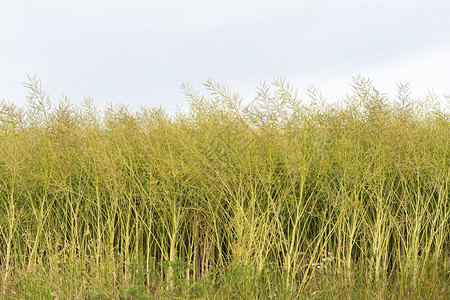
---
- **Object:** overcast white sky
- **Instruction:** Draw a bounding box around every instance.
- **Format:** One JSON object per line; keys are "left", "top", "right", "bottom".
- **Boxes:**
{"left": 1, "top": 0, "right": 449, "bottom": 113}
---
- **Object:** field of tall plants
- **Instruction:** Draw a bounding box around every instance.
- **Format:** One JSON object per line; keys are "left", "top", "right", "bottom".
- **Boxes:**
{"left": 0, "top": 76, "right": 449, "bottom": 299}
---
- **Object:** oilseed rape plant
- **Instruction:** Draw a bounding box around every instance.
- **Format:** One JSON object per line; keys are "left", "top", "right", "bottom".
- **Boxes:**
{"left": 0, "top": 75, "right": 449, "bottom": 299}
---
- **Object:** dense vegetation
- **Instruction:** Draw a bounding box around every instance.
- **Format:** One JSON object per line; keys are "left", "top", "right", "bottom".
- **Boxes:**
{"left": 0, "top": 76, "right": 449, "bottom": 299}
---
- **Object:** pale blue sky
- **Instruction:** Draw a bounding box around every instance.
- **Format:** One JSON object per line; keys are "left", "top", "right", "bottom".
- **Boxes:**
{"left": 1, "top": 0, "right": 449, "bottom": 113}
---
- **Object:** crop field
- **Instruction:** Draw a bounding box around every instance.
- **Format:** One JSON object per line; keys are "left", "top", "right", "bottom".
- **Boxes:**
{"left": 0, "top": 76, "right": 449, "bottom": 299}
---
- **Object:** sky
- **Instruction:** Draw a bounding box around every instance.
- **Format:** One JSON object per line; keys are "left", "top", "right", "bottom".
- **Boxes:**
{"left": 1, "top": 0, "right": 450, "bottom": 114}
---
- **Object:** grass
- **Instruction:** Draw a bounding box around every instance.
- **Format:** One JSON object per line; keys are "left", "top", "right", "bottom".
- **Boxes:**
{"left": 0, "top": 75, "right": 449, "bottom": 299}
